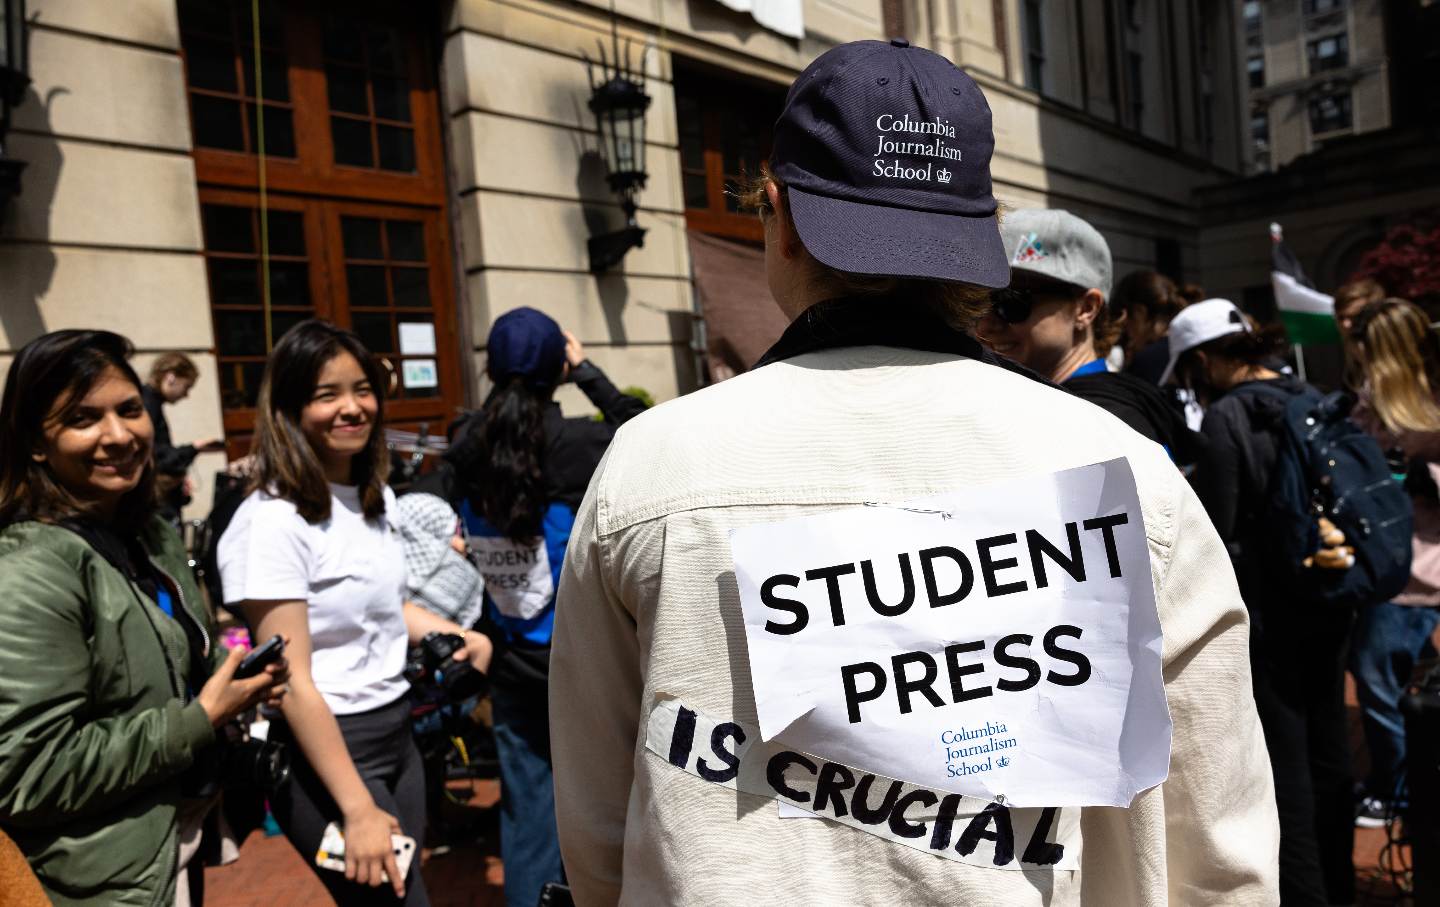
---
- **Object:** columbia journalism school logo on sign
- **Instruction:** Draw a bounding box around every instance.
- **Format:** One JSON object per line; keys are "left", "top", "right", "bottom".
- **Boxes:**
{"left": 873, "top": 112, "right": 964, "bottom": 185}
{"left": 1012, "top": 232, "right": 1048, "bottom": 264}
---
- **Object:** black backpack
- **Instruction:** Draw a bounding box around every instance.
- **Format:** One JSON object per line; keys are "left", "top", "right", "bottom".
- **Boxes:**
{"left": 1235, "top": 382, "right": 1413, "bottom": 607}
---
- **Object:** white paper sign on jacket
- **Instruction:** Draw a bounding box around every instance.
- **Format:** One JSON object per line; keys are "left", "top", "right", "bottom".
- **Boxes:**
{"left": 729, "top": 458, "right": 1171, "bottom": 808}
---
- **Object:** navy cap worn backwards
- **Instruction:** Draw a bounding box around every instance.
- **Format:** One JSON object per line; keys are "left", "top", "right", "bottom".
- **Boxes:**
{"left": 771, "top": 39, "right": 1009, "bottom": 288}
{"left": 487, "top": 307, "right": 566, "bottom": 388}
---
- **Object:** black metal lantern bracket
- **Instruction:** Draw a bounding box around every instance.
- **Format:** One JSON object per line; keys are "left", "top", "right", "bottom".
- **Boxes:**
{"left": 582, "top": 30, "right": 652, "bottom": 273}
{"left": 0, "top": 0, "right": 30, "bottom": 215}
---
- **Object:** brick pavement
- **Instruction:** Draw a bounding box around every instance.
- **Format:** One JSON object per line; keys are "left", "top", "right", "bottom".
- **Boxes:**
{"left": 205, "top": 780, "right": 505, "bottom": 907}
{"left": 210, "top": 650, "right": 1436, "bottom": 906}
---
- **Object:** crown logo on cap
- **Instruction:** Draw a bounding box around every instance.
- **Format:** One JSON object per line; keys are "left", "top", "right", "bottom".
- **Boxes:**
{"left": 936, "top": 168, "right": 952, "bottom": 185}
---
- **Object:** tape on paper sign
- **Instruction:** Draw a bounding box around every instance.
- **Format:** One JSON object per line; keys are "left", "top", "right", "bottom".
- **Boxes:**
{"left": 646, "top": 698, "right": 1081, "bottom": 870}
{"left": 728, "top": 458, "right": 1170, "bottom": 808}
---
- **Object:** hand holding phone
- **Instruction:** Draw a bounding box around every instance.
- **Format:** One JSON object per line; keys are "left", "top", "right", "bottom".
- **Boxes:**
{"left": 316, "top": 821, "right": 415, "bottom": 892}
{"left": 235, "top": 634, "right": 285, "bottom": 680}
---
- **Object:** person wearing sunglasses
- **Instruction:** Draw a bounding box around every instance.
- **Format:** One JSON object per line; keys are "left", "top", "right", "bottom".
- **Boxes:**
{"left": 977, "top": 209, "right": 1203, "bottom": 467}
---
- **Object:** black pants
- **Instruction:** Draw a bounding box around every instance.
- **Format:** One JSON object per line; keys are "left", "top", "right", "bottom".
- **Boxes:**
{"left": 1251, "top": 605, "right": 1355, "bottom": 907}
{"left": 271, "top": 695, "right": 430, "bottom": 906}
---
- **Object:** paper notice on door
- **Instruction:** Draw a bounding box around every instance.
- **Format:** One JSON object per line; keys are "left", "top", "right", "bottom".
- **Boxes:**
{"left": 402, "top": 359, "right": 438, "bottom": 389}
{"left": 399, "top": 322, "right": 437, "bottom": 356}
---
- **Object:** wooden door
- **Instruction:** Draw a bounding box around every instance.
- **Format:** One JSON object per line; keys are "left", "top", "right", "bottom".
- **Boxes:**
{"left": 180, "top": 0, "right": 461, "bottom": 450}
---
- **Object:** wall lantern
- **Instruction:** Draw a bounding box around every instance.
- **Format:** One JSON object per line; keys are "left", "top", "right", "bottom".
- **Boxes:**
{"left": 584, "top": 35, "right": 651, "bottom": 272}
{"left": 0, "top": 0, "right": 29, "bottom": 214}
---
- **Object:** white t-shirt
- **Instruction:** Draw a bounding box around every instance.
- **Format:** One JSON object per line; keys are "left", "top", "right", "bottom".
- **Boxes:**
{"left": 219, "top": 483, "right": 411, "bottom": 715}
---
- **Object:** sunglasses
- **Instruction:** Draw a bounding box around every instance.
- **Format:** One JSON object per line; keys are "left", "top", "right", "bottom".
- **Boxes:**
{"left": 989, "top": 288, "right": 1037, "bottom": 325}
{"left": 989, "top": 282, "right": 1088, "bottom": 325}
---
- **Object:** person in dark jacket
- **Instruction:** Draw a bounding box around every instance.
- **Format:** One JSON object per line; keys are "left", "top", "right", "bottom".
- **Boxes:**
{"left": 1165, "top": 299, "right": 1358, "bottom": 907}
{"left": 141, "top": 352, "right": 225, "bottom": 524}
{"left": 420, "top": 307, "right": 645, "bottom": 907}
{"left": 0, "top": 330, "right": 286, "bottom": 906}
{"left": 975, "top": 208, "right": 1204, "bottom": 467}
{"left": 1109, "top": 270, "right": 1185, "bottom": 384}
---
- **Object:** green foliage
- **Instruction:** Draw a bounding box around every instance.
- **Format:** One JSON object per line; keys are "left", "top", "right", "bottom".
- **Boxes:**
{"left": 593, "top": 386, "right": 654, "bottom": 419}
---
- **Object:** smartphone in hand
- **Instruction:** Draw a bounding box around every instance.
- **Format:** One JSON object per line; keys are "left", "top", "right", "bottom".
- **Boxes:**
{"left": 315, "top": 822, "right": 416, "bottom": 883}
{"left": 235, "top": 635, "right": 285, "bottom": 680}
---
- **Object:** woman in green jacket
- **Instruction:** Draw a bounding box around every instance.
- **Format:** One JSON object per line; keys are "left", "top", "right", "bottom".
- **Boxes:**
{"left": 0, "top": 330, "right": 287, "bottom": 906}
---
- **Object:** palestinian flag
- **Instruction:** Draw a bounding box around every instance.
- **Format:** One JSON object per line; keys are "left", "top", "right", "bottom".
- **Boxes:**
{"left": 1271, "top": 223, "right": 1340, "bottom": 345}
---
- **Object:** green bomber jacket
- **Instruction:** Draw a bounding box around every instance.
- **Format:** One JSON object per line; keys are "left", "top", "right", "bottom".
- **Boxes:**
{"left": 0, "top": 517, "right": 225, "bottom": 906}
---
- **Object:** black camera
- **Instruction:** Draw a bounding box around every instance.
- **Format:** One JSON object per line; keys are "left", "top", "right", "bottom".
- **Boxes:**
{"left": 223, "top": 735, "right": 290, "bottom": 792}
{"left": 405, "top": 632, "right": 488, "bottom": 702}
{"left": 184, "top": 720, "right": 290, "bottom": 798}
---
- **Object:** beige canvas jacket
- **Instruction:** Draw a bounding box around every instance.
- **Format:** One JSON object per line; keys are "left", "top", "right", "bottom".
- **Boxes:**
{"left": 551, "top": 343, "right": 1280, "bottom": 906}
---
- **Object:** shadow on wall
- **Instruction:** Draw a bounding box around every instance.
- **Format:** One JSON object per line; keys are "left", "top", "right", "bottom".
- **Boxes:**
{"left": 574, "top": 147, "right": 634, "bottom": 346}
{"left": 0, "top": 83, "right": 62, "bottom": 351}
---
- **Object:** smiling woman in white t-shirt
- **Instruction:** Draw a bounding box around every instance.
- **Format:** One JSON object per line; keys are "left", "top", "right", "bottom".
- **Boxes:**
{"left": 218, "top": 320, "right": 490, "bottom": 906}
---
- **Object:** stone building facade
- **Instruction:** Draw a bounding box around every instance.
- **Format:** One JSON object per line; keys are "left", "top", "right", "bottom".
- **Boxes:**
{"left": 0, "top": 0, "right": 1249, "bottom": 516}
{"left": 1243, "top": 0, "right": 1390, "bottom": 173}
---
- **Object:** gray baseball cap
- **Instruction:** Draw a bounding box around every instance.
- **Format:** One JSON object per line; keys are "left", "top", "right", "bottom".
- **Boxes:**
{"left": 998, "top": 208, "right": 1113, "bottom": 298}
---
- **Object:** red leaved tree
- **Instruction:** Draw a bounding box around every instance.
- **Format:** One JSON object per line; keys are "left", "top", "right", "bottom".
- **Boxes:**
{"left": 1349, "top": 221, "right": 1440, "bottom": 316}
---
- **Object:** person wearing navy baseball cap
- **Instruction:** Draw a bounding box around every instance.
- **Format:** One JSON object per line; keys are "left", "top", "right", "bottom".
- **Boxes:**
{"left": 551, "top": 40, "right": 1278, "bottom": 907}
{"left": 410, "top": 306, "right": 647, "bottom": 907}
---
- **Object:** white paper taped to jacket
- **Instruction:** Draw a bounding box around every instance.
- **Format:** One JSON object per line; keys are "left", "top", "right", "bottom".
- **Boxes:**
{"left": 730, "top": 457, "right": 1172, "bottom": 809}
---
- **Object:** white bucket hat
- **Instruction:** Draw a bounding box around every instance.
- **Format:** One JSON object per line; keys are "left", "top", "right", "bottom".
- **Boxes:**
{"left": 1159, "top": 298, "right": 1251, "bottom": 385}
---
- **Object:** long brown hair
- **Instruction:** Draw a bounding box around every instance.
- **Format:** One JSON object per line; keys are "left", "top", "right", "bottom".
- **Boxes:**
{"left": 1347, "top": 298, "right": 1440, "bottom": 436}
{"left": 248, "top": 320, "right": 389, "bottom": 523}
{"left": 0, "top": 330, "right": 157, "bottom": 530}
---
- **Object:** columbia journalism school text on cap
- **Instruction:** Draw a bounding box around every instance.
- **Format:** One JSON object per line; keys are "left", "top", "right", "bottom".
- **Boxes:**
{"left": 769, "top": 39, "right": 1011, "bottom": 288}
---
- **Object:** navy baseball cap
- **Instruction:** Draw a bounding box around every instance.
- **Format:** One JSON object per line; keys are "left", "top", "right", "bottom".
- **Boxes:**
{"left": 487, "top": 307, "right": 566, "bottom": 387}
{"left": 771, "top": 39, "right": 1009, "bottom": 288}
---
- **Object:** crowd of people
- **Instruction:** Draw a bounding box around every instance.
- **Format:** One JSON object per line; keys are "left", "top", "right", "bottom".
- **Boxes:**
{"left": 0, "top": 37, "right": 1436, "bottom": 907}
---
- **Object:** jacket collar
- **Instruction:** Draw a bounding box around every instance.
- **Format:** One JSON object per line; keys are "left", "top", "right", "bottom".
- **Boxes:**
{"left": 754, "top": 296, "right": 1056, "bottom": 390}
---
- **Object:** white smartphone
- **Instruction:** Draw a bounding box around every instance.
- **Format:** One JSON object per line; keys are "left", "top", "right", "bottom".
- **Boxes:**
{"left": 315, "top": 821, "right": 417, "bottom": 884}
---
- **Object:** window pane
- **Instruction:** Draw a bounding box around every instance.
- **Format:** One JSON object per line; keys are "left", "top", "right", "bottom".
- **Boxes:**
{"left": 680, "top": 138, "right": 704, "bottom": 173}
{"left": 377, "top": 125, "right": 416, "bottom": 172}
{"left": 268, "top": 262, "right": 311, "bottom": 307}
{"left": 192, "top": 95, "right": 245, "bottom": 150}
{"left": 209, "top": 259, "right": 259, "bottom": 305}
{"left": 342, "top": 217, "right": 384, "bottom": 260}
{"left": 247, "top": 2, "right": 284, "bottom": 47}
{"left": 327, "top": 65, "right": 370, "bottom": 115}
{"left": 352, "top": 312, "right": 393, "bottom": 353}
{"left": 372, "top": 76, "right": 411, "bottom": 122}
{"left": 367, "top": 28, "right": 402, "bottom": 72}
{"left": 220, "top": 361, "right": 266, "bottom": 409}
{"left": 242, "top": 49, "right": 291, "bottom": 102}
{"left": 347, "top": 264, "right": 388, "bottom": 307}
{"left": 271, "top": 310, "right": 310, "bottom": 345}
{"left": 202, "top": 204, "right": 254, "bottom": 253}
{"left": 392, "top": 268, "right": 430, "bottom": 307}
{"left": 185, "top": 36, "right": 238, "bottom": 92}
{"left": 332, "top": 117, "right": 374, "bottom": 167}
{"left": 252, "top": 104, "right": 296, "bottom": 157}
{"left": 324, "top": 21, "right": 365, "bottom": 64}
{"left": 683, "top": 171, "right": 708, "bottom": 209}
{"left": 178, "top": 0, "right": 230, "bottom": 37}
{"left": 215, "top": 310, "right": 266, "bottom": 356}
{"left": 265, "top": 210, "right": 306, "bottom": 257}
{"left": 386, "top": 221, "right": 425, "bottom": 261}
